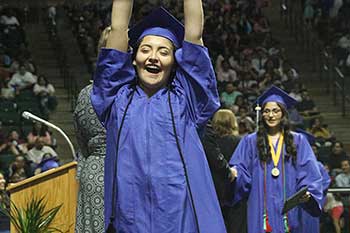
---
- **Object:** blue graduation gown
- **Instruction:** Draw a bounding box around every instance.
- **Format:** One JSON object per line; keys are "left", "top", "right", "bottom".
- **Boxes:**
{"left": 229, "top": 132, "right": 323, "bottom": 233}
{"left": 297, "top": 162, "right": 330, "bottom": 233}
{"left": 91, "top": 41, "right": 226, "bottom": 233}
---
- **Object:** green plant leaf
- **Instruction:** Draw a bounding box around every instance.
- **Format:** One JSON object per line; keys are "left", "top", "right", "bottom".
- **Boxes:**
{"left": 0, "top": 194, "right": 63, "bottom": 233}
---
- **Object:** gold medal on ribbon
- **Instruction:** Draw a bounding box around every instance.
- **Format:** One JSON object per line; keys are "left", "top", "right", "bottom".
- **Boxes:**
{"left": 268, "top": 133, "right": 284, "bottom": 178}
{"left": 271, "top": 167, "right": 280, "bottom": 177}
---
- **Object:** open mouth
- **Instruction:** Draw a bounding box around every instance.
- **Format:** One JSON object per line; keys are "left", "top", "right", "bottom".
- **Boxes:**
{"left": 145, "top": 65, "right": 161, "bottom": 74}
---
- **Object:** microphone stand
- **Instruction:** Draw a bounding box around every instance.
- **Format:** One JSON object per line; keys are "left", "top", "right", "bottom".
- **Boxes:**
{"left": 22, "top": 111, "right": 76, "bottom": 160}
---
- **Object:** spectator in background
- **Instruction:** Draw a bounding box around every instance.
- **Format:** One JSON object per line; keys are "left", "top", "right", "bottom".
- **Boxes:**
{"left": 26, "top": 137, "right": 57, "bottom": 167}
{"left": 251, "top": 47, "right": 268, "bottom": 74}
{"left": 8, "top": 155, "right": 30, "bottom": 183}
{"left": 334, "top": 159, "right": 350, "bottom": 233}
{"left": 0, "top": 172, "right": 10, "bottom": 233}
{"left": 336, "top": 32, "right": 350, "bottom": 66}
{"left": 3, "top": 130, "right": 27, "bottom": 156}
{"left": 216, "top": 55, "right": 238, "bottom": 88}
{"left": 33, "top": 75, "right": 57, "bottom": 115}
{"left": 237, "top": 106, "right": 255, "bottom": 132}
{"left": 0, "top": 121, "right": 6, "bottom": 153}
{"left": 230, "top": 94, "right": 247, "bottom": 114}
{"left": 328, "top": 141, "right": 349, "bottom": 175}
{"left": 308, "top": 117, "right": 334, "bottom": 146}
{"left": 297, "top": 90, "right": 320, "bottom": 117}
{"left": 323, "top": 192, "right": 344, "bottom": 233}
{"left": 0, "top": 79, "right": 15, "bottom": 100}
{"left": 335, "top": 159, "right": 350, "bottom": 187}
{"left": 8, "top": 65, "right": 36, "bottom": 94}
{"left": 26, "top": 122, "right": 53, "bottom": 148}
{"left": 220, "top": 82, "right": 242, "bottom": 109}
{"left": 0, "top": 9, "right": 20, "bottom": 27}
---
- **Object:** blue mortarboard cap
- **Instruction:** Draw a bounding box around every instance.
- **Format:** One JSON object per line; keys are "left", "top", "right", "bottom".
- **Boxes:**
{"left": 38, "top": 157, "right": 59, "bottom": 172}
{"left": 295, "top": 128, "right": 316, "bottom": 146}
{"left": 128, "top": 7, "right": 184, "bottom": 48}
{"left": 257, "top": 85, "right": 297, "bottom": 109}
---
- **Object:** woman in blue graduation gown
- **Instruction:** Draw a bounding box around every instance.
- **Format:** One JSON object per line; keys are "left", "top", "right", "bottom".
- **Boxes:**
{"left": 295, "top": 129, "right": 331, "bottom": 233}
{"left": 90, "top": 0, "right": 226, "bottom": 232}
{"left": 229, "top": 85, "right": 324, "bottom": 233}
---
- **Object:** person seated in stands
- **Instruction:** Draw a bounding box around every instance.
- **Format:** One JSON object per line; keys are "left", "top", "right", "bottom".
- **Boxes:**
{"left": 0, "top": 79, "right": 15, "bottom": 100}
{"left": 308, "top": 117, "right": 334, "bottom": 146}
{"left": 281, "top": 63, "right": 299, "bottom": 92}
{"left": 0, "top": 47, "right": 11, "bottom": 69}
{"left": 216, "top": 55, "right": 238, "bottom": 89}
{"left": 240, "top": 58, "right": 258, "bottom": 81}
{"left": 328, "top": 141, "right": 350, "bottom": 176}
{"left": 220, "top": 82, "right": 242, "bottom": 109}
{"left": 237, "top": 72, "right": 258, "bottom": 95}
{"left": 323, "top": 192, "right": 344, "bottom": 233}
{"left": 0, "top": 121, "right": 7, "bottom": 154}
{"left": 8, "top": 65, "right": 36, "bottom": 94}
{"left": 237, "top": 106, "right": 255, "bottom": 131}
{"left": 8, "top": 155, "right": 30, "bottom": 183}
{"left": 237, "top": 120, "right": 253, "bottom": 137}
{"left": 335, "top": 159, "right": 350, "bottom": 187}
{"left": 0, "top": 9, "right": 20, "bottom": 27}
{"left": 258, "top": 58, "right": 281, "bottom": 80}
{"left": 8, "top": 55, "right": 35, "bottom": 74}
{"left": 251, "top": 47, "right": 268, "bottom": 75}
{"left": 297, "top": 90, "right": 320, "bottom": 116}
{"left": 26, "top": 122, "right": 51, "bottom": 148}
{"left": 2, "top": 130, "right": 27, "bottom": 156}
{"left": 288, "top": 83, "right": 303, "bottom": 102}
{"left": 33, "top": 75, "right": 57, "bottom": 115}
{"left": 230, "top": 94, "right": 247, "bottom": 114}
{"left": 335, "top": 32, "right": 350, "bottom": 66}
{"left": 258, "top": 72, "right": 274, "bottom": 92}
{"left": 334, "top": 158, "right": 350, "bottom": 232}
{"left": 26, "top": 137, "right": 57, "bottom": 174}
{"left": 0, "top": 171, "right": 10, "bottom": 233}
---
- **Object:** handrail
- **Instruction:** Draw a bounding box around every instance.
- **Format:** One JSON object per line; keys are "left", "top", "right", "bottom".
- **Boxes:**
{"left": 328, "top": 188, "right": 350, "bottom": 193}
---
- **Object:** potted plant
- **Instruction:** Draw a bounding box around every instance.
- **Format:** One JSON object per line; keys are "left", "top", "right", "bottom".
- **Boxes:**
{"left": 0, "top": 194, "right": 63, "bottom": 233}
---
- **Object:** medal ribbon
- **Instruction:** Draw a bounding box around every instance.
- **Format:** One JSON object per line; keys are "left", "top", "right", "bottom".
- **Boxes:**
{"left": 263, "top": 135, "right": 291, "bottom": 233}
{"left": 263, "top": 163, "right": 273, "bottom": 233}
{"left": 268, "top": 133, "right": 284, "bottom": 167}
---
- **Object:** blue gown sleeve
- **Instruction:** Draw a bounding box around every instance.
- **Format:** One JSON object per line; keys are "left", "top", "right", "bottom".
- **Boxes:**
{"left": 318, "top": 162, "right": 331, "bottom": 206}
{"left": 295, "top": 134, "right": 324, "bottom": 217}
{"left": 91, "top": 48, "right": 135, "bottom": 125}
{"left": 174, "top": 41, "right": 220, "bottom": 126}
{"left": 228, "top": 135, "right": 253, "bottom": 204}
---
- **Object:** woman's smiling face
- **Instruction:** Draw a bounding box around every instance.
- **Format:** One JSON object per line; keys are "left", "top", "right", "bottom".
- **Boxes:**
{"left": 134, "top": 35, "right": 175, "bottom": 96}
{"left": 262, "top": 102, "right": 283, "bottom": 129}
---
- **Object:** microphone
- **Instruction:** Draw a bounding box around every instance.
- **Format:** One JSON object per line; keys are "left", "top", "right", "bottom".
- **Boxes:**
{"left": 22, "top": 111, "right": 76, "bottom": 160}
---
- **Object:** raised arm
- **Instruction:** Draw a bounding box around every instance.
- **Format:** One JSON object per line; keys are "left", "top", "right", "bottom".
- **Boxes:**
{"left": 184, "top": 0, "right": 204, "bottom": 46}
{"left": 106, "top": 0, "right": 133, "bottom": 52}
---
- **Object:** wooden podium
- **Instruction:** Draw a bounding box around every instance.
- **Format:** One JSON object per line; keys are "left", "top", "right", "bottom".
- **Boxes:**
{"left": 7, "top": 161, "right": 78, "bottom": 233}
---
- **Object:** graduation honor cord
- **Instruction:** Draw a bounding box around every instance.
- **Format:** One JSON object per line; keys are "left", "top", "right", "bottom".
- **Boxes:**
{"left": 267, "top": 133, "right": 284, "bottom": 177}
{"left": 263, "top": 142, "right": 291, "bottom": 233}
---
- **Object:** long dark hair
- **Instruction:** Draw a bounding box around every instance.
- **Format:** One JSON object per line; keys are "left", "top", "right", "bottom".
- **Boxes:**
{"left": 257, "top": 103, "right": 297, "bottom": 163}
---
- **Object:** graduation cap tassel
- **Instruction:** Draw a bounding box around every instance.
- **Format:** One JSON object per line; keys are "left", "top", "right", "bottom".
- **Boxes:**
{"left": 263, "top": 163, "right": 272, "bottom": 232}
{"left": 263, "top": 212, "right": 273, "bottom": 232}
{"left": 255, "top": 104, "right": 261, "bottom": 132}
{"left": 283, "top": 215, "right": 290, "bottom": 233}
